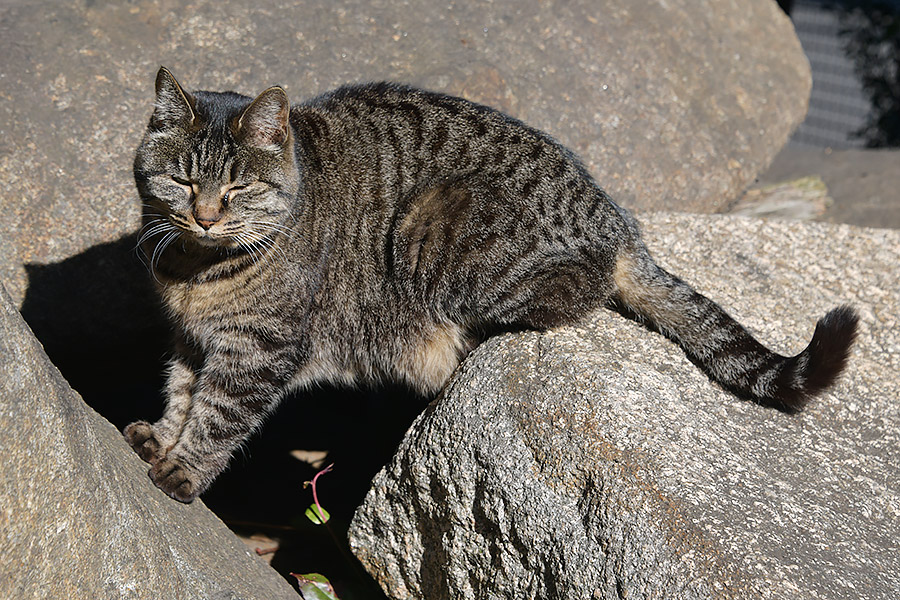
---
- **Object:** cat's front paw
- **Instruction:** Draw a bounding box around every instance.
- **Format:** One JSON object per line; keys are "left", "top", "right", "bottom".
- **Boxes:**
{"left": 149, "top": 455, "right": 200, "bottom": 503}
{"left": 123, "top": 420, "right": 165, "bottom": 464}
{"left": 124, "top": 423, "right": 202, "bottom": 502}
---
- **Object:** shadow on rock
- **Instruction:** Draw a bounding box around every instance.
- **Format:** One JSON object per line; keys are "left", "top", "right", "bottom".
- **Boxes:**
{"left": 19, "top": 234, "right": 421, "bottom": 597}
{"left": 20, "top": 233, "right": 168, "bottom": 428}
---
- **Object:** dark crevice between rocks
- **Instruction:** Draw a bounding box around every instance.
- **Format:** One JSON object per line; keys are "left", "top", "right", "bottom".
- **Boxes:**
{"left": 19, "top": 232, "right": 425, "bottom": 599}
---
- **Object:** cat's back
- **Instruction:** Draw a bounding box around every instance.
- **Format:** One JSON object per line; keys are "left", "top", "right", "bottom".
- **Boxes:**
{"left": 287, "top": 81, "right": 592, "bottom": 223}
{"left": 299, "top": 81, "right": 475, "bottom": 121}
{"left": 290, "top": 81, "right": 560, "bottom": 163}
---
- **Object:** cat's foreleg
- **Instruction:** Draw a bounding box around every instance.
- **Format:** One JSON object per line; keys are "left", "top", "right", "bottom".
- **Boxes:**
{"left": 124, "top": 341, "right": 294, "bottom": 503}
{"left": 124, "top": 356, "right": 196, "bottom": 464}
{"left": 149, "top": 365, "right": 286, "bottom": 502}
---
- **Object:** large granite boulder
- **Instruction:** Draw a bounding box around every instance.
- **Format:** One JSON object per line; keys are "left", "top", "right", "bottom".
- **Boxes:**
{"left": 0, "top": 0, "right": 824, "bottom": 595}
{"left": 348, "top": 214, "right": 900, "bottom": 600}
{"left": 0, "top": 0, "right": 809, "bottom": 308}
{"left": 0, "top": 286, "right": 299, "bottom": 599}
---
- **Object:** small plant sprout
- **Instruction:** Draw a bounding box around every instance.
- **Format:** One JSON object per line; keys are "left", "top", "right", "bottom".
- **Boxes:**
{"left": 303, "top": 463, "right": 334, "bottom": 525}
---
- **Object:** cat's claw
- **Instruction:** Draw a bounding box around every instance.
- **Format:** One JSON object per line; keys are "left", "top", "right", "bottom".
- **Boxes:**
{"left": 149, "top": 456, "right": 199, "bottom": 503}
{"left": 123, "top": 421, "right": 164, "bottom": 464}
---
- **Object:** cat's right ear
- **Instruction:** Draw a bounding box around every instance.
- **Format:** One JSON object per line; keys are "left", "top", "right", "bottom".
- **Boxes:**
{"left": 150, "top": 67, "right": 199, "bottom": 131}
{"left": 236, "top": 87, "right": 291, "bottom": 151}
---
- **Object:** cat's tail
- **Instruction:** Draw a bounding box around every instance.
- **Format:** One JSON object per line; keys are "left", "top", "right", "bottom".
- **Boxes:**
{"left": 609, "top": 245, "right": 858, "bottom": 412}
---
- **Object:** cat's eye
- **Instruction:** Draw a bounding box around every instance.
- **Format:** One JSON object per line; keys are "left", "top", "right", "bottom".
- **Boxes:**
{"left": 171, "top": 175, "right": 192, "bottom": 186}
{"left": 222, "top": 184, "right": 249, "bottom": 207}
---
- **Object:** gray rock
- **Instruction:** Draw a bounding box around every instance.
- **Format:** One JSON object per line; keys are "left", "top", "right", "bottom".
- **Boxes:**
{"left": 0, "top": 0, "right": 809, "bottom": 306}
{"left": 0, "top": 286, "right": 299, "bottom": 600}
{"left": 724, "top": 176, "right": 833, "bottom": 221}
{"left": 348, "top": 214, "right": 900, "bottom": 600}
{"left": 752, "top": 146, "right": 900, "bottom": 229}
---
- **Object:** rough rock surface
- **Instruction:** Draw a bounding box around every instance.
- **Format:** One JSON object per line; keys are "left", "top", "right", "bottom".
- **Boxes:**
{"left": 725, "top": 176, "right": 833, "bottom": 221}
{"left": 0, "top": 0, "right": 810, "bottom": 306}
{"left": 348, "top": 213, "right": 900, "bottom": 600}
{"left": 751, "top": 146, "right": 900, "bottom": 229}
{"left": 0, "top": 286, "right": 299, "bottom": 599}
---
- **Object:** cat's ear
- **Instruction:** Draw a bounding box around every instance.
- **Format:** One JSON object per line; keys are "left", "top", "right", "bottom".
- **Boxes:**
{"left": 151, "top": 67, "right": 198, "bottom": 131}
{"left": 236, "top": 87, "right": 291, "bottom": 150}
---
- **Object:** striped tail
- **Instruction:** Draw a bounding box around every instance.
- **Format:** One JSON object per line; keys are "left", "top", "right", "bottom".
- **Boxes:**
{"left": 611, "top": 246, "right": 858, "bottom": 412}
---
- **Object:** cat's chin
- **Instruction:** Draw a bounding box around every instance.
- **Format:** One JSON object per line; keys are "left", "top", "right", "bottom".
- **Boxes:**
{"left": 190, "top": 234, "right": 237, "bottom": 250}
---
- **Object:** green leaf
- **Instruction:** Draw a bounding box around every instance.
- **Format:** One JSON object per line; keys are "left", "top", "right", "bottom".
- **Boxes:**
{"left": 304, "top": 503, "right": 331, "bottom": 525}
{"left": 291, "top": 573, "right": 340, "bottom": 600}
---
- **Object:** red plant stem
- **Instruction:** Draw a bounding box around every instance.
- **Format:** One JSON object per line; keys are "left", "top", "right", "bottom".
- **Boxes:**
{"left": 303, "top": 463, "right": 373, "bottom": 585}
{"left": 310, "top": 463, "right": 334, "bottom": 518}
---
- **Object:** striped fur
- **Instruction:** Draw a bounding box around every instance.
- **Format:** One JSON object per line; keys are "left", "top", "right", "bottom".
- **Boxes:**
{"left": 611, "top": 244, "right": 858, "bottom": 412}
{"left": 124, "top": 67, "right": 858, "bottom": 502}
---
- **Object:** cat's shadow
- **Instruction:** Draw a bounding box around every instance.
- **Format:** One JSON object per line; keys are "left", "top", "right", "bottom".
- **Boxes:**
{"left": 20, "top": 233, "right": 421, "bottom": 595}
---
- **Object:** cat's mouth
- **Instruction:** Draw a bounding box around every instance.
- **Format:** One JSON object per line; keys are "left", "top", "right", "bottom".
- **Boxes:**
{"left": 190, "top": 229, "right": 240, "bottom": 249}
{"left": 169, "top": 212, "right": 276, "bottom": 254}
{"left": 192, "top": 234, "right": 230, "bottom": 247}
{"left": 178, "top": 216, "right": 242, "bottom": 248}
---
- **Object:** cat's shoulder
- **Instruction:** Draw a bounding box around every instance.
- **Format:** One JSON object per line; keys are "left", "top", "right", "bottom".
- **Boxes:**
{"left": 301, "top": 81, "right": 480, "bottom": 113}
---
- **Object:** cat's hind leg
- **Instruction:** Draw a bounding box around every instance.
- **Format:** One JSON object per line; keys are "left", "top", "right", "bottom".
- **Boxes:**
{"left": 505, "top": 251, "right": 616, "bottom": 330}
{"left": 393, "top": 321, "right": 475, "bottom": 395}
{"left": 396, "top": 178, "right": 619, "bottom": 333}
{"left": 465, "top": 242, "right": 618, "bottom": 334}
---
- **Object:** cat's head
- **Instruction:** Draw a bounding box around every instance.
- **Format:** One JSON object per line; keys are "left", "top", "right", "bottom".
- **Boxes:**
{"left": 134, "top": 67, "right": 300, "bottom": 254}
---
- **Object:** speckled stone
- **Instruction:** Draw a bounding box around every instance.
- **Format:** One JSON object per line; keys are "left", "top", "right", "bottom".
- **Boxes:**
{"left": 0, "top": 0, "right": 809, "bottom": 306}
{"left": 0, "top": 286, "right": 299, "bottom": 600}
{"left": 348, "top": 214, "right": 900, "bottom": 600}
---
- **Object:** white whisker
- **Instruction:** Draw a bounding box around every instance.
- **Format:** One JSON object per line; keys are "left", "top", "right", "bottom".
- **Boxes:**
{"left": 248, "top": 220, "right": 296, "bottom": 238}
{"left": 136, "top": 219, "right": 175, "bottom": 269}
{"left": 235, "top": 233, "right": 261, "bottom": 269}
{"left": 137, "top": 221, "right": 174, "bottom": 247}
{"left": 249, "top": 227, "right": 289, "bottom": 268}
{"left": 149, "top": 230, "right": 181, "bottom": 284}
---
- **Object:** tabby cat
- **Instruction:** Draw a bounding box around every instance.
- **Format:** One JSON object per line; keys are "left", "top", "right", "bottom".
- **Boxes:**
{"left": 124, "top": 67, "right": 858, "bottom": 503}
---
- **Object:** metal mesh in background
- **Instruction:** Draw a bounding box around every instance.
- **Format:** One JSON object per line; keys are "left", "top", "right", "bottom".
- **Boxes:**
{"left": 788, "top": 0, "right": 873, "bottom": 149}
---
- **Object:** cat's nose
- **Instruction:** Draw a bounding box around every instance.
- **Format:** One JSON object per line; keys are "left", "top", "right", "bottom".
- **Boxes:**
{"left": 193, "top": 208, "right": 222, "bottom": 230}
{"left": 196, "top": 218, "right": 218, "bottom": 230}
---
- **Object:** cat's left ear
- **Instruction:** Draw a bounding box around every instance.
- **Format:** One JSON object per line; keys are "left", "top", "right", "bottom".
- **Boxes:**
{"left": 151, "top": 67, "right": 199, "bottom": 131}
{"left": 236, "top": 87, "right": 291, "bottom": 150}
